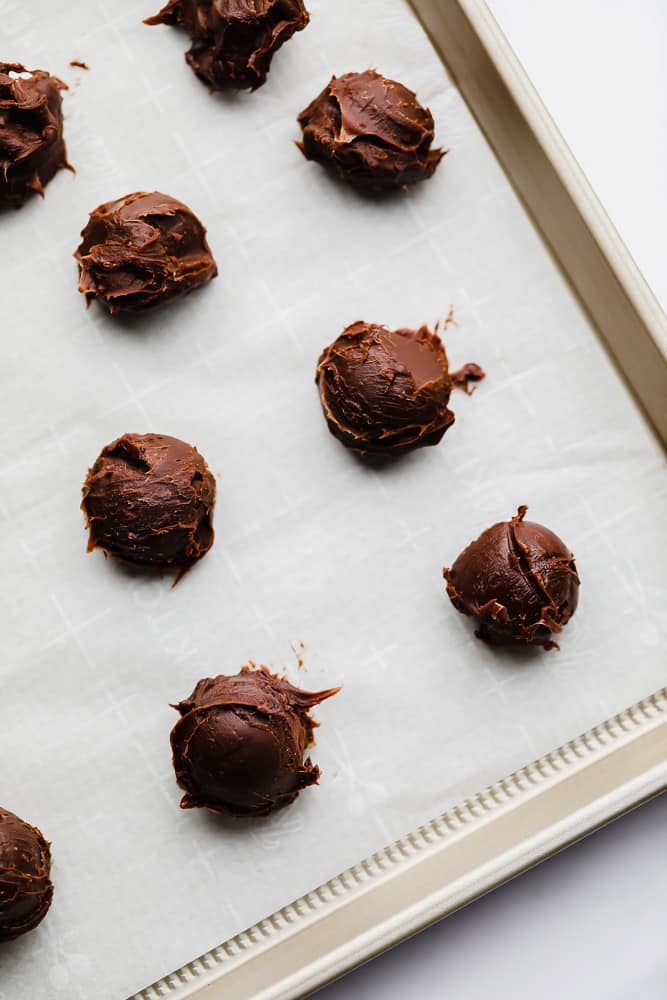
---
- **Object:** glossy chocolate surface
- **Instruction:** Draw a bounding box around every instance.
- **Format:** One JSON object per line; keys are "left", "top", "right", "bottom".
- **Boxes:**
{"left": 171, "top": 666, "right": 339, "bottom": 816}
{"left": 146, "top": 0, "right": 309, "bottom": 91}
{"left": 316, "top": 321, "right": 483, "bottom": 454}
{"left": 0, "top": 808, "right": 53, "bottom": 942}
{"left": 74, "top": 191, "right": 217, "bottom": 313}
{"left": 81, "top": 433, "right": 216, "bottom": 578}
{"left": 0, "top": 63, "right": 69, "bottom": 207}
{"left": 444, "top": 506, "right": 580, "bottom": 649}
{"left": 298, "top": 69, "right": 444, "bottom": 193}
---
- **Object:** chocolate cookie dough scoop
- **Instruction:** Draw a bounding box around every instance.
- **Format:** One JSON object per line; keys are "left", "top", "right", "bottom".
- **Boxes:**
{"left": 444, "top": 506, "right": 580, "bottom": 649}
{"left": 316, "top": 321, "right": 484, "bottom": 455}
{"left": 0, "top": 807, "right": 53, "bottom": 941}
{"left": 0, "top": 62, "right": 70, "bottom": 207}
{"left": 298, "top": 69, "right": 444, "bottom": 193}
{"left": 145, "top": 0, "right": 309, "bottom": 91}
{"left": 171, "top": 666, "right": 339, "bottom": 816}
{"left": 81, "top": 433, "right": 216, "bottom": 580}
{"left": 74, "top": 191, "right": 217, "bottom": 313}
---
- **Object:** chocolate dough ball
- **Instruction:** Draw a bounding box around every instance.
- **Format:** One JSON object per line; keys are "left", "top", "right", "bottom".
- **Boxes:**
{"left": 316, "top": 321, "right": 483, "bottom": 455}
{"left": 170, "top": 666, "right": 339, "bottom": 816}
{"left": 444, "top": 506, "right": 580, "bottom": 649}
{"left": 0, "top": 63, "right": 70, "bottom": 207}
{"left": 0, "top": 808, "right": 53, "bottom": 941}
{"left": 145, "top": 0, "right": 309, "bottom": 91}
{"left": 81, "top": 433, "right": 216, "bottom": 578}
{"left": 74, "top": 191, "right": 217, "bottom": 313}
{"left": 297, "top": 69, "right": 444, "bottom": 193}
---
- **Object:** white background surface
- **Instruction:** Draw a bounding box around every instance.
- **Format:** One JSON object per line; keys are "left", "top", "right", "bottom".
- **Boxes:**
{"left": 320, "top": 3, "right": 667, "bottom": 998}
{"left": 492, "top": 0, "right": 667, "bottom": 313}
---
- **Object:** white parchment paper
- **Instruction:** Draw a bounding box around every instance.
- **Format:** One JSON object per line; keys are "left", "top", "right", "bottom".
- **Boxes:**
{"left": 1, "top": 1, "right": 665, "bottom": 997}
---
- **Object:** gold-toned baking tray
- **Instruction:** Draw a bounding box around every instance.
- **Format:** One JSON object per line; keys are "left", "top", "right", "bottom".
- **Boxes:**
{"left": 129, "top": 1, "right": 667, "bottom": 996}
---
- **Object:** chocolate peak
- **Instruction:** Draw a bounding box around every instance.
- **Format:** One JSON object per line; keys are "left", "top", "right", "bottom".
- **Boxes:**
{"left": 316, "top": 321, "right": 483, "bottom": 455}
{"left": 81, "top": 433, "right": 216, "bottom": 580}
{"left": 145, "top": 0, "right": 309, "bottom": 92}
{"left": 0, "top": 807, "right": 53, "bottom": 941}
{"left": 74, "top": 191, "right": 217, "bottom": 313}
{"left": 171, "top": 666, "right": 339, "bottom": 817}
{"left": 450, "top": 362, "right": 485, "bottom": 395}
{"left": 0, "top": 63, "right": 70, "bottom": 207}
{"left": 444, "top": 506, "right": 580, "bottom": 649}
{"left": 297, "top": 69, "right": 445, "bottom": 193}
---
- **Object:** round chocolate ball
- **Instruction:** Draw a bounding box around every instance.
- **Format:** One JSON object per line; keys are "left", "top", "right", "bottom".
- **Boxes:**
{"left": 316, "top": 321, "right": 457, "bottom": 455}
{"left": 0, "top": 63, "right": 70, "bottom": 207}
{"left": 170, "top": 667, "right": 339, "bottom": 816}
{"left": 74, "top": 191, "right": 217, "bottom": 313}
{"left": 444, "top": 506, "right": 580, "bottom": 649}
{"left": 0, "top": 807, "right": 53, "bottom": 941}
{"left": 145, "top": 0, "right": 309, "bottom": 92}
{"left": 297, "top": 69, "right": 444, "bottom": 193}
{"left": 81, "top": 433, "right": 216, "bottom": 578}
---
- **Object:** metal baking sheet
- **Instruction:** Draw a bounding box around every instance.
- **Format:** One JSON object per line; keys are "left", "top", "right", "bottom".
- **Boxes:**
{"left": 1, "top": 1, "right": 665, "bottom": 998}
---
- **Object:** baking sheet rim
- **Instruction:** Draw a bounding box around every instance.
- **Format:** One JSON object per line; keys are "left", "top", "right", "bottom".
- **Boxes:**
{"left": 131, "top": 684, "right": 667, "bottom": 1000}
